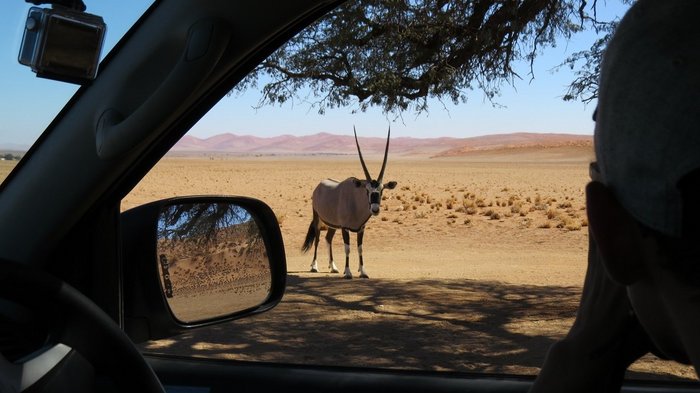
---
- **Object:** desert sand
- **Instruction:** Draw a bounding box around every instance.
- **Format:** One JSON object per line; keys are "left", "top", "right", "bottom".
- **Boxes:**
{"left": 127, "top": 147, "right": 698, "bottom": 382}
{"left": 157, "top": 222, "right": 271, "bottom": 323}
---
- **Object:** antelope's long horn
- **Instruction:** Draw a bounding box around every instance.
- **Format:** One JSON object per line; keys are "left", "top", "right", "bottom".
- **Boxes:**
{"left": 354, "top": 126, "right": 372, "bottom": 181}
{"left": 377, "top": 127, "right": 390, "bottom": 183}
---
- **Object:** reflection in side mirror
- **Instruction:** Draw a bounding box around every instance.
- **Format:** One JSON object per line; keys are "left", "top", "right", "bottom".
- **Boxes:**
{"left": 157, "top": 202, "right": 272, "bottom": 324}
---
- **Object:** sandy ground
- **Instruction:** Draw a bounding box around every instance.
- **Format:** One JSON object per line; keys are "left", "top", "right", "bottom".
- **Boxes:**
{"left": 123, "top": 150, "right": 700, "bottom": 382}
{"left": 0, "top": 161, "right": 16, "bottom": 181}
{"left": 158, "top": 231, "right": 271, "bottom": 323}
{"left": 8, "top": 150, "right": 698, "bottom": 381}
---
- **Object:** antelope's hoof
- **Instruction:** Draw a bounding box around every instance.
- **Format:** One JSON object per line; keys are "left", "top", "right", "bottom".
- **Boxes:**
{"left": 360, "top": 273, "right": 369, "bottom": 279}
{"left": 310, "top": 267, "right": 318, "bottom": 273}
{"left": 330, "top": 268, "right": 339, "bottom": 273}
{"left": 343, "top": 274, "right": 353, "bottom": 279}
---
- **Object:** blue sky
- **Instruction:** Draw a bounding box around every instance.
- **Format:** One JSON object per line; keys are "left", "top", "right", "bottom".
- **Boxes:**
{"left": 1, "top": 1, "right": 630, "bottom": 147}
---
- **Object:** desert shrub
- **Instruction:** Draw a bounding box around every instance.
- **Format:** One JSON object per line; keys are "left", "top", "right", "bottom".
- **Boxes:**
{"left": 565, "top": 219, "right": 582, "bottom": 231}
{"left": 538, "top": 222, "right": 551, "bottom": 229}
{"left": 414, "top": 211, "right": 428, "bottom": 219}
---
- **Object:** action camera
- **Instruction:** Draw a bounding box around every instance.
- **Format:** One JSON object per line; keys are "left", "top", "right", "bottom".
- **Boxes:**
{"left": 18, "top": 6, "right": 106, "bottom": 84}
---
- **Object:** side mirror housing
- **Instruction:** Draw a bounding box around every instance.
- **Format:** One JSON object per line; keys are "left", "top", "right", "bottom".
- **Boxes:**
{"left": 121, "top": 196, "right": 286, "bottom": 343}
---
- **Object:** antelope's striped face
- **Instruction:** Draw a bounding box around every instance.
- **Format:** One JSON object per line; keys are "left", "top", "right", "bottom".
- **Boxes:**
{"left": 363, "top": 179, "right": 397, "bottom": 216}
{"left": 354, "top": 126, "right": 395, "bottom": 215}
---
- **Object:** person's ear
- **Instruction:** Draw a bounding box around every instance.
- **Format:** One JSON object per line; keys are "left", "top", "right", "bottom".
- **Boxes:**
{"left": 586, "top": 181, "right": 647, "bottom": 285}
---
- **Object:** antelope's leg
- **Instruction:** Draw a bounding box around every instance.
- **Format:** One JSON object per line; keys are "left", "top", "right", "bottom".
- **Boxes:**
{"left": 310, "top": 224, "right": 321, "bottom": 272}
{"left": 357, "top": 229, "right": 368, "bottom": 279}
{"left": 325, "top": 228, "right": 339, "bottom": 273}
{"left": 342, "top": 229, "right": 352, "bottom": 279}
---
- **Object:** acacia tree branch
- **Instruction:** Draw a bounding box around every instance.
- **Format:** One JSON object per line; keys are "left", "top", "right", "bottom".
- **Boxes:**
{"left": 234, "top": 0, "right": 629, "bottom": 114}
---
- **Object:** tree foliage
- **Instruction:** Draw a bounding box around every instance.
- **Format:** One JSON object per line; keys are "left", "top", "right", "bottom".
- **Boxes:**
{"left": 2, "top": 153, "right": 20, "bottom": 161}
{"left": 235, "top": 0, "right": 631, "bottom": 115}
{"left": 158, "top": 202, "right": 260, "bottom": 246}
{"left": 557, "top": 19, "right": 617, "bottom": 103}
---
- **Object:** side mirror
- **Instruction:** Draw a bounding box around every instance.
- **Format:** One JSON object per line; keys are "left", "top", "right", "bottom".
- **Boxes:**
{"left": 121, "top": 196, "right": 286, "bottom": 343}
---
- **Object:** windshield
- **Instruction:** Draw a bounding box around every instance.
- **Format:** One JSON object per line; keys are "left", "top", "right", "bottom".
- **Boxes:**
{"left": 0, "top": 1, "right": 153, "bottom": 184}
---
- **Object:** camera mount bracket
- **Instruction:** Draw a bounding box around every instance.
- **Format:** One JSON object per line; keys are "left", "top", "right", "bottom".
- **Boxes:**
{"left": 25, "top": 0, "right": 86, "bottom": 12}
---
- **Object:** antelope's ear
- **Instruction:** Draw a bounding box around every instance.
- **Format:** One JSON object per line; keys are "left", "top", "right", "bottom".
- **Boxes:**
{"left": 353, "top": 179, "right": 363, "bottom": 187}
{"left": 384, "top": 181, "right": 397, "bottom": 190}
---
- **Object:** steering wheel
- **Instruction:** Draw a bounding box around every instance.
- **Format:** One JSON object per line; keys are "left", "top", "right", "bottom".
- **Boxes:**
{"left": 0, "top": 260, "right": 164, "bottom": 392}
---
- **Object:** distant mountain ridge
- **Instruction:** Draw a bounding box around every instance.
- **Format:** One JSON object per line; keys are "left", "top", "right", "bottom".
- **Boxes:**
{"left": 172, "top": 132, "right": 592, "bottom": 157}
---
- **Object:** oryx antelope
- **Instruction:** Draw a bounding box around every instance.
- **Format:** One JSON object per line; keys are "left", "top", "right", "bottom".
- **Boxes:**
{"left": 301, "top": 127, "right": 396, "bottom": 279}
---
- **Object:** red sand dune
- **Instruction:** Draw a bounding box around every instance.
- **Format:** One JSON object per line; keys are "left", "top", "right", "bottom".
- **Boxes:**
{"left": 173, "top": 132, "right": 592, "bottom": 158}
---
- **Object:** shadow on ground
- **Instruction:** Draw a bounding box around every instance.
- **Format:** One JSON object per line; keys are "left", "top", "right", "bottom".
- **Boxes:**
{"left": 142, "top": 274, "right": 696, "bottom": 381}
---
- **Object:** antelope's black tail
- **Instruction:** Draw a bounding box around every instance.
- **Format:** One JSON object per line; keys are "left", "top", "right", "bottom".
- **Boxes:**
{"left": 301, "top": 211, "right": 319, "bottom": 253}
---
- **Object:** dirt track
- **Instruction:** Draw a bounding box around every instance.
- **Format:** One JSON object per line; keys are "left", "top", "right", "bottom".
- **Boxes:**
{"left": 126, "top": 152, "right": 697, "bottom": 381}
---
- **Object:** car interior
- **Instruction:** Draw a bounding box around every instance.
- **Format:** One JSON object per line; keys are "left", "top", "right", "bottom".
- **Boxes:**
{"left": 1, "top": 0, "right": 700, "bottom": 392}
